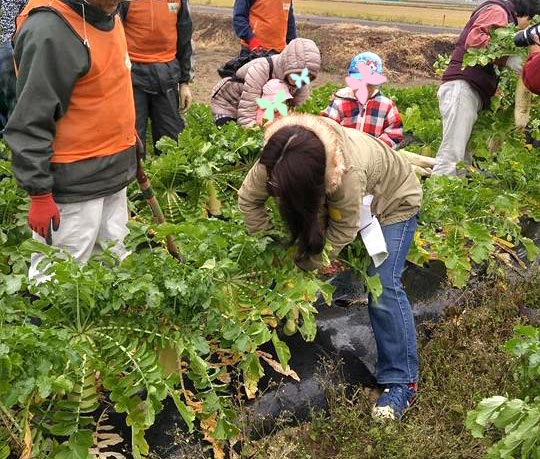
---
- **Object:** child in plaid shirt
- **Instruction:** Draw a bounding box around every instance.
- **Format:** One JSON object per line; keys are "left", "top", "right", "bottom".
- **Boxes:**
{"left": 321, "top": 52, "right": 403, "bottom": 149}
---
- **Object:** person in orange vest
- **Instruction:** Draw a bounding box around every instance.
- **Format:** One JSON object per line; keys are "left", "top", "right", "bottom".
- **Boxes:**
{"left": 118, "top": 0, "right": 193, "bottom": 154}
{"left": 4, "top": 0, "right": 137, "bottom": 281}
{"left": 233, "top": 0, "right": 296, "bottom": 57}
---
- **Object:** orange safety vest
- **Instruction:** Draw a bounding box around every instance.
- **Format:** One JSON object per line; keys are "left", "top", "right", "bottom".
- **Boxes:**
{"left": 16, "top": 0, "right": 135, "bottom": 164}
{"left": 123, "top": 0, "right": 180, "bottom": 63}
{"left": 242, "top": 0, "right": 291, "bottom": 53}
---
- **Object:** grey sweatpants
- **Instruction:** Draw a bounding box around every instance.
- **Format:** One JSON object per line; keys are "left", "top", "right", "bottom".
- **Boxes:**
{"left": 433, "top": 80, "right": 482, "bottom": 176}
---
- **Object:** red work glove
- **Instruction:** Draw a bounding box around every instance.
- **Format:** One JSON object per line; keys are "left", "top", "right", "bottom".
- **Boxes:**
{"left": 28, "top": 193, "right": 60, "bottom": 242}
{"left": 247, "top": 36, "right": 263, "bottom": 51}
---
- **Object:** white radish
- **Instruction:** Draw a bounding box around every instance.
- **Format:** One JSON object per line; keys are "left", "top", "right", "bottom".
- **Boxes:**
{"left": 514, "top": 76, "right": 531, "bottom": 130}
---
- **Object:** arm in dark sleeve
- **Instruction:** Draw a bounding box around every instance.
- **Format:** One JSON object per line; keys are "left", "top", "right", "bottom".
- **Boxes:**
{"left": 4, "top": 11, "right": 89, "bottom": 195}
{"left": 286, "top": 1, "right": 296, "bottom": 43}
{"left": 177, "top": 0, "right": 193, "bottom": 83}
{"left": 233, "top": 0, "right": 255, "bottom": 41}
{"left": 116, "top": 1, "right": 129, "bottom": 22}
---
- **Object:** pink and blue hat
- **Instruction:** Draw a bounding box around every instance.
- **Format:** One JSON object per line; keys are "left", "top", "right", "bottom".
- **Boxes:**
{"left": 348, "top": 52, "right": 384, "bottom": 79}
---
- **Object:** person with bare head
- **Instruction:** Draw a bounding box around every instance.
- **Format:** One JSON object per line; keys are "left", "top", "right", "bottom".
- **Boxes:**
{"left": 239, "top": 113, "right": 423, "bottom": 421}
{"left": 4, "top": 0, "right": 138, "bottom": 280}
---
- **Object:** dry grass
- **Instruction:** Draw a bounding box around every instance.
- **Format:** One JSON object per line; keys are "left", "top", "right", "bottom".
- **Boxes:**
{"left": 191, "top": 0, "right": 473, "bottom": 27}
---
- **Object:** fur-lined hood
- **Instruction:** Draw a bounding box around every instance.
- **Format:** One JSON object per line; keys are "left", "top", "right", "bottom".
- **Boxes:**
{"left": 263, "top": 114, "right": 347, "bottom": 194}
{"left": 239, "top": 114, "right": 422, "bottom": 261}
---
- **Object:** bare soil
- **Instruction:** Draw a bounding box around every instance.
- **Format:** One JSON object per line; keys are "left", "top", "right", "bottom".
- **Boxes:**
{"left": 190, "top": 12, "right": 457, "bottom": 104}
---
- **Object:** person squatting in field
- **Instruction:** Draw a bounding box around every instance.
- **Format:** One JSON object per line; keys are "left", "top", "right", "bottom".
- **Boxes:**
{"left": 210, "top": 38, "right": 321, "bottom": 127}
{"left": 233, "top": 0, "right": 296, "bottom": 57}
{"left": 434, "top": 0, "right": 540, "bottom": 176}
{"left": 4, "top": 0, "right": 138, "bottom": 281}
{"left": 321, "top": 52, "right": 404, "bottom": 149}
{"left": 118, "top": 0, "right": 193, "bottom": 156}
{"left": 0, "top": 0, "right": 27, "bottom": 133}
{"left": 238, "top": 113, "right": 423, "bottom": 421}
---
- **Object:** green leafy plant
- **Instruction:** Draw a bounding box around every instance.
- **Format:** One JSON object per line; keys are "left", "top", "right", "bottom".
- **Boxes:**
{"left": 466, "top": 326, "right": 540, "bottom": 458}
{"left": 463, "top": 25, "right": 527, "bottom": 68}
{"left": 1, "top": 81, "right": 540, "bottom": 458}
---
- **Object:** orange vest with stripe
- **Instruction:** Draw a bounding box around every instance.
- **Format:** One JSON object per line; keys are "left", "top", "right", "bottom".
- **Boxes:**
{"left": 17, "top": 0, "right": 135, "bottom": 164}
{"left": 123, "top": 0, "right": 180, "bottom": 63}
{"left": 243, "top": 0, "right": 291, "bottom": 52}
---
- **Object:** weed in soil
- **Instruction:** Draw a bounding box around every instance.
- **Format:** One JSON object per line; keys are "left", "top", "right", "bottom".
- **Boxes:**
{"left": 239, "top": 275, "right": 538, "bottom": 459}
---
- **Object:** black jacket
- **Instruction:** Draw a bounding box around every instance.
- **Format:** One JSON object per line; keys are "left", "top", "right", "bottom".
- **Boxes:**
{"left": 4, "top": 0, "right": 137, "bottom": 203}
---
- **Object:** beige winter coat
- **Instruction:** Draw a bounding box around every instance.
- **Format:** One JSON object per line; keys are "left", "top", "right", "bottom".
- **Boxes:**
{"left": 211, "top": 38, "right": 321, "bottom": 126}
{"left": 238, "top": 114, "right": 423, "bottom": 260}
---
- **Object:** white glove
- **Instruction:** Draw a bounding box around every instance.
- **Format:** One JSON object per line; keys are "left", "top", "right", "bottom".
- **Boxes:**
{"left": 179, "top": 83, "right": 192, "bottom": 112}
{"left": 506, "top": 55, "right": 524, "bottom": 74}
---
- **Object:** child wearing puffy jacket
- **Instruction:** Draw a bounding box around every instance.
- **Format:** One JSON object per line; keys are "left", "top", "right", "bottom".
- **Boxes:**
{"left": 211, "top": 38, "right": 320, "bottom": 128}
{"left": 321, "top": 52, "right": 404, "bottom": 149}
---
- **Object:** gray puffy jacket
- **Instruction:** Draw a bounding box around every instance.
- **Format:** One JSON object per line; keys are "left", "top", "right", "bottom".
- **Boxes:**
{"left": 211, "top": 38, "right": 321, "bottom": 126}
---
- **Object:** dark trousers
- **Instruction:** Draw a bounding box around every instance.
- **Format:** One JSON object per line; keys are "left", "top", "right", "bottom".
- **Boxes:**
{"left": 0, "top": 42, "right": 17, "bottom": 132}
{"left": 133, "top": 85, "right": 185, "bottom": 154}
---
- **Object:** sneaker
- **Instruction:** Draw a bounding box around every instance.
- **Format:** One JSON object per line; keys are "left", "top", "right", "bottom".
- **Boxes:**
{"left": 372, "top": 383, "right": 417, "bottom": 421}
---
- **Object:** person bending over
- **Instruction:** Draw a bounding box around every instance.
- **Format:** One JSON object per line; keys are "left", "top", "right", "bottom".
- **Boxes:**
{"left": 238, "top": 113, "right": 422, "bottom": 420}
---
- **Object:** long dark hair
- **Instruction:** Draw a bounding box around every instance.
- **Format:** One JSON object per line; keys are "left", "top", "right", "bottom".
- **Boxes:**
{"left": 512, "top": 0, "right": 540, "bottom": 17}
{"left": 260, "top": 126, "right": 327, "bottom": 257}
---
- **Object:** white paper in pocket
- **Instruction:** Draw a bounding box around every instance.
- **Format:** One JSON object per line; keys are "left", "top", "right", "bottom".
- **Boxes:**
{"left": 359, "top": 194, "right": 374, "bottom": 229}
{"left": 360, "top": 217, "right": 388, "bottom": 268}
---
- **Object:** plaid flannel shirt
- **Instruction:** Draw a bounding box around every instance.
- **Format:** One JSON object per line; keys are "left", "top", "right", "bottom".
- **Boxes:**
{"left": 321, "top": 88, "right": 403, "bottom": 148}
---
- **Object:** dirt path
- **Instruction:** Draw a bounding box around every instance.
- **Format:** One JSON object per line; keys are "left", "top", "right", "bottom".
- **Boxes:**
{"left": 190, "top": 12, "right": 455, "bottom": 104}
{"left": 191, "top": 4, "right": 463, "bottom": 35}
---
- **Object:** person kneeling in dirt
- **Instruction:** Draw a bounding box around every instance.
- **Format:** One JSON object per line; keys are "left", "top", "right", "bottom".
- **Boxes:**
{"left": 210, "top": 38, "right": 320, "bottom": 128}
{"left": 321, "top": 52, "right": 404, "bottom": 149}
{"left": 233, "top": 0, "right": 296, "bottom": 57}
{"left": 238, "top": 113, "right": 422, "bottom": 421}
{"left": 433, "top": 0, "right": 540, "bottom": 176}
{"left": 4, "top": 0, "right": 138, "bottom": 282}
{"left": 118, "top": 0, "right": 193, "bottom": 156}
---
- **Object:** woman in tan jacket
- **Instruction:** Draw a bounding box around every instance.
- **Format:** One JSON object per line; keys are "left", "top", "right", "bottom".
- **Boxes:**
{"left": 238, "top": 113, "right": 423, "bottom": 420}
{"left": 211, "top": 38, "right": 320, "bottom": 127}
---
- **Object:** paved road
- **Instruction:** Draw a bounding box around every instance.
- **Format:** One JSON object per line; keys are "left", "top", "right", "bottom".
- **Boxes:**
{"left": 191, "top": 4, "right": 461, "bottom": 35}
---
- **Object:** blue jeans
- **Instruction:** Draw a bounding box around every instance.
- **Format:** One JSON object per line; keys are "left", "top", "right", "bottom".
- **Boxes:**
{"left": 368, "top": 215, "right": 418, "bottom": 384}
